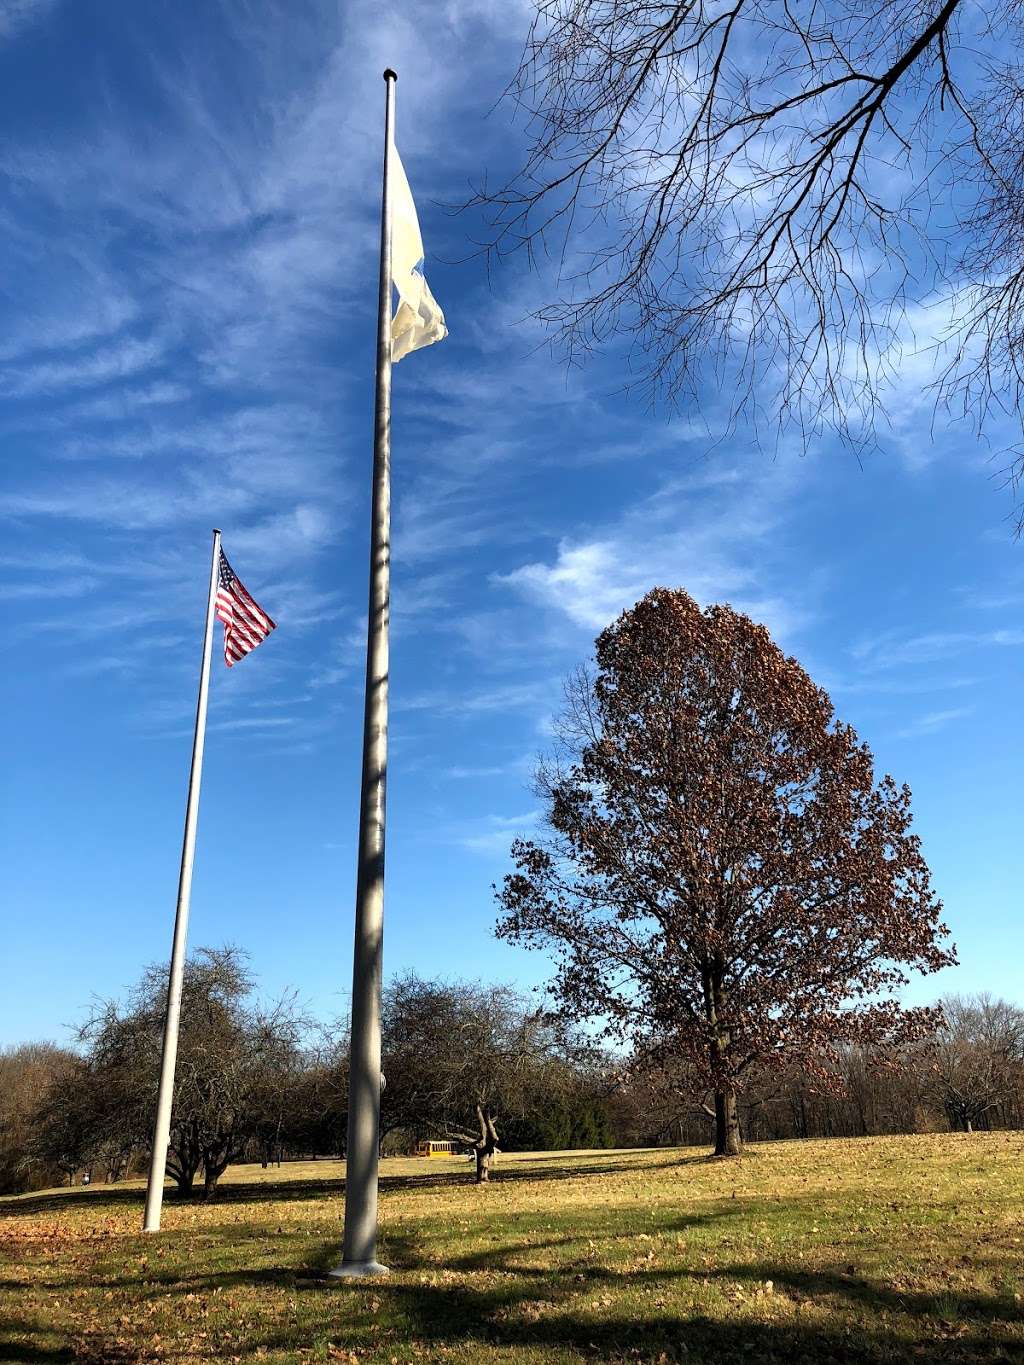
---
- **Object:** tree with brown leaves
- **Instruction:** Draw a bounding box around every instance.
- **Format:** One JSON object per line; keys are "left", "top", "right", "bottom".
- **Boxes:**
{"left": 497, "top": 589, "right": 956, "bottom": 1156}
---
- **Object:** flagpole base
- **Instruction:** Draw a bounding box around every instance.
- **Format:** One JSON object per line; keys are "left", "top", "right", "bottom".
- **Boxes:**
{"left": 327, "top": 1260, "right": 390, "bottom": 1280}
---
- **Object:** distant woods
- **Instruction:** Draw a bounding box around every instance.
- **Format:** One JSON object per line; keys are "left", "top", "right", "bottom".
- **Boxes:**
{"left": 616, "top": 993, "right": 1024, "bottom": 1149}
{"left": 2, "top": 969, "right": 1022, "bottom": 1197}
{"left": 0, "top": 950, "right": 615, "bottom": 1197}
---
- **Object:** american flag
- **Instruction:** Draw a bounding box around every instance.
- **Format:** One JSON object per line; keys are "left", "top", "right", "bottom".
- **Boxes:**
{"left": 215, "top": 549, "right": 276, "bottom": 667}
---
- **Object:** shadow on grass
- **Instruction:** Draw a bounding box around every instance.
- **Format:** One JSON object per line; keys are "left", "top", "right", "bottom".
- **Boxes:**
{"left": 703, "top": 1260, "right": 1023, "bottom": 1328}
{"left": 0, "top": 1329, "right": 73, "bottom": 1364}
{"left": 1, "top": 1151, "right": 701, "bottom": 1218}
{"left": 275, "top": 1231, "right": 1024, "bottom": 1364}
{"left": 48, "top": 1204, "right": 1024, "bottom": 1325}
{"left": 200, "top": 1247, "right": 1021, "bottom": 1365}
{"left": 5, "top": 1201, "right": 1022, "bottom": 1365}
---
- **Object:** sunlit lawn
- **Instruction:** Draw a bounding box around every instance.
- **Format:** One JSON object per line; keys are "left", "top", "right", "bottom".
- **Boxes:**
{"left": 2, "top": 1133, "right": 1022, "bottom": 1363}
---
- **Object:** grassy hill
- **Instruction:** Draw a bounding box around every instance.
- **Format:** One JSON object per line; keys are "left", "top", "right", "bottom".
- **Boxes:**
{"left": 2, "top": 1133, "right": 1022, "bottom": 1363}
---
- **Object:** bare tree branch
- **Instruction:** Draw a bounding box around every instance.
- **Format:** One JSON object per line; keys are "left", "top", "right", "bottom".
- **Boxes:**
{"left": 474, "top": 0, "right": 1024, "bottom": 509}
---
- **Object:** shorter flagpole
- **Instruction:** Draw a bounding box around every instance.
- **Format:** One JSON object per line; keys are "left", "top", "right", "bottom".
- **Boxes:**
{"left": 142, "top": 529, "right": 221, "bottom": 1233}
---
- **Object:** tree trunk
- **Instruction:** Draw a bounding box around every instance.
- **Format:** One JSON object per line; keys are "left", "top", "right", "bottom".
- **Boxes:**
{"left": 474, "top": 1102, "right": 500, "bottom": 1184}
{"left": 202, "top": 1167, "right": 221, "bottom": 1200}
{"left": 713, "top": 1087, "right": 742, "bottom": 1156}
{"left": 704, "top": 959, "right": 740, "bottom": 1157}
{"left": 173, "top": 1167, "right": 196, "bottom": 1194}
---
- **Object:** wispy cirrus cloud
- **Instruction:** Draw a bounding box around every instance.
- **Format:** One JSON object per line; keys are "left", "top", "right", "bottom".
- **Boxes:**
{"left": 1, "top": 334, "right": 168, "bottom": 400}
{"left": 897, "top": 706, "right": 974, "bottom": 740}
{"left": 495, "top": 458, "right": 814, "bottom": 645}
{"left": 0, "top": 577, "right": 99, "bottom": 601}
{"left": 453, "top": 809, "right": 538, "bottom": 855}
{"left": 852, "top": 627, "right": 1024, "bottom": 670}
{"left": 399, "top": 679, "right": 557, "bottom": 718}
{"left": 0, "top": 0, "right": 59, "bottom": 44}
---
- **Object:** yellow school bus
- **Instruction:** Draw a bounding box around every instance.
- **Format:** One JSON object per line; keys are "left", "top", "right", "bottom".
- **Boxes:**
{"left": 413, "top": 1139, "right": 459, "bottom": 1157}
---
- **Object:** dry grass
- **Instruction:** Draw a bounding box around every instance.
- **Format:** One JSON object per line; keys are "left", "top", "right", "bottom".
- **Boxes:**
{"left": 2, "top": 1133, "right": 1023, "bottom": 1363}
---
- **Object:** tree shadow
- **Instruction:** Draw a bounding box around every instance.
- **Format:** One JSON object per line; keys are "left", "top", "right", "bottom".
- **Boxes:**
{"left": 701, "top": 1260, "right": 1023, "bottom": 1328}
{"left": 218, "top": 1255, "right": 1021, "bottom": 1365}
{"left": 8, "top": 1175, "right": 1019, "bottom": 1365}
{"left": 161, "top": 1209, "right": 1018, "bottom": 1363}
{"left": 6, "top": 1203, "right": 1022, "bottom": 1365}
{"left": 0, "top": 1325, "right": 73, "bottom": 1364}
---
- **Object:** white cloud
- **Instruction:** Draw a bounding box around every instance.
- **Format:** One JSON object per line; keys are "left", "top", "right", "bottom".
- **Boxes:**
{"left": 444, "top": 763, "right": 517, "bottom": 780}
{"left": 0, "top": 471, "right": 253, "bottom": 529}
{"left": 829, "top": 673, "right": 981, "bottom": 698}
{"left": 0, "top": 577, "right": 99, "bottom": 601}
{"left": 225, "top": 504, "right": 337, "bottom": 567}
{"left": 500, "top": 540, "right": 645, "bottom": 633}
{"left": 495, "top": 459, "right": 813, "bottom": 643}
{"left": 399, "top": 679, "right": 556, "bottom": 718}
{"left": 1, "top": 335, "right": 167, "bottom": 399}
{"left": 454, "top": 809, "right": 538, "bottom": 854}
{"left": 0, "top": 288, "right": 138, "bottom": 365}
{"left": 896, "top": 707, "right": 973, "bottom": 740}
{"left": 207, "top": 715, "right": 298, "bottom": 733}
{"left": 57, "top": 381, "right": 191, "bottom": 424}
{"left": 0, "top": 0, "right": 58, "bottom": 44}
{"left": 852, "top": 627, "right": 1024, "bottom": 670}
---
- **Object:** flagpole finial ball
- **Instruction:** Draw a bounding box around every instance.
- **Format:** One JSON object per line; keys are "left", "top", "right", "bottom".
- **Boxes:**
{"left": 383, "top": 68, "right": 397, "bottom": 82}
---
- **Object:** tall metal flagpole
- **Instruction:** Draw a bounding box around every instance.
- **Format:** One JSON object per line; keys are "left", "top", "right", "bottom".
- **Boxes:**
{"left": 142, "top": 528, "right": 222, "bottom": 1234}
{"left": 331, "top": 69, "right": 396, "bottom": 1280}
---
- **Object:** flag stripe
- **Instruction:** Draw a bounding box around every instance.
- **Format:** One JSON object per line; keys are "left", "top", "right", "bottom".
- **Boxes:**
{"left": 233, "top": 601, "right": 269, "bottom": 638}
{"left": 234, "top": 581, "right": 272, "bottom": 623}
{"left": 231, "top": 587, "right": 271, "bottom": 632}
{"left": 221, "top": 607, "right": 259, "bottom": 648}
{"left": 215, "top": 549, "right": 276, "bottom": 668}
{"left": 231, "top": 578, "right": 273, "bottom": 626}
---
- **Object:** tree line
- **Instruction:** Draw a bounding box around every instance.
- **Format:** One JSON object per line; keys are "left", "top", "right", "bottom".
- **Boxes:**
{"left": 0, "top": 949, "right": 615, "bottom": 1197}
{"left": 1, "top": 961, "right": 1020, "bottom": 1199}
{"left": 611, "top": 993, "right": 1024, "bottom": 1148}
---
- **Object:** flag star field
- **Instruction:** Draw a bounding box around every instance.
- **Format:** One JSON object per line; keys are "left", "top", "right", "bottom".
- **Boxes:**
{"left": 1, "top": 0, "right": 1021, "bottom": 1046}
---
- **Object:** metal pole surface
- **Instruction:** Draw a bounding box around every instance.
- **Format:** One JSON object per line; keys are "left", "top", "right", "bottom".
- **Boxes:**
{"left": 331, "top": 69, "right": 396, "bottom": 1279}
{"left": 142, "top": 529, "right": 221, "bottom": 1233}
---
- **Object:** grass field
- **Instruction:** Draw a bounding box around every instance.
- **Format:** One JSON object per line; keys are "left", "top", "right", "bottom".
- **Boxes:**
{"left": 2, "top": 1133, "right": 1023, "bottom": 1364}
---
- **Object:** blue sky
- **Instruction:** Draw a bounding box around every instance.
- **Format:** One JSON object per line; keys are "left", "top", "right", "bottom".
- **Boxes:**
{"left": 1, "top": 0, "right": 1021, "bottom": 1047}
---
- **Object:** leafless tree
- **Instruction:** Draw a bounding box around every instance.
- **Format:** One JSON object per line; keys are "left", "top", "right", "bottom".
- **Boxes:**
{"left": 380, "top": 973, "right": 578, "bottom": 1181}
{"left": 930, "top": 992, "right": 1024, "bottom": 1130}
{"left": 70, "top": 946, "right": 308, "bottom": 1198}
{"left": 479, "top": 0, "right": 1024, "bottom": 502}
{"left": 0, "top": 1044, "right": 80, "bottom": 1193}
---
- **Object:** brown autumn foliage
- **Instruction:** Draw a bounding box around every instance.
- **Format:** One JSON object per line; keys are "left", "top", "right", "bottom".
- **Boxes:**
{"left": 497, "top": 588, "right": 957, "bottom": 1156}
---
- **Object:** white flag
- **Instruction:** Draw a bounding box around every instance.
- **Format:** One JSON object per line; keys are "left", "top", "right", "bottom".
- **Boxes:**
{"left": 390, "top": 142, "right": 447, "bottom": 362}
